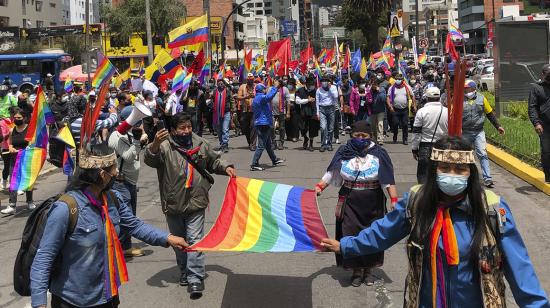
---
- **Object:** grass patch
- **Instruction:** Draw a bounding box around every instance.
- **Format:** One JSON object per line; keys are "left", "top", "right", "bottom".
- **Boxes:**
{"left": 485, "top": 117, "right": 541, "bottom": 167}
{"left": 523, "top": 0, "right": 548, "bottom": 15}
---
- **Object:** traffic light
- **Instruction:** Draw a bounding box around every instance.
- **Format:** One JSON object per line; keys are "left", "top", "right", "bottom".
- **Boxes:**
{"left": 408, "top": 26, "right": 415, "bottom": 39}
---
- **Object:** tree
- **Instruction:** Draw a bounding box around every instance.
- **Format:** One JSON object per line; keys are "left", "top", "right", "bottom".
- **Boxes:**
{"left": 102, "top": 0, "right": 187, "bottom": 45}
{"left": 337, "top": 0, "right": 390, "bottom": 54}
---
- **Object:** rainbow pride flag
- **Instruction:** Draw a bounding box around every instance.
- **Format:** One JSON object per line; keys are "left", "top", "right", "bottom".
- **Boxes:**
{"left": 318, "top": 49, "right": 327, "bottom": 64}
{"left": 62, "top": 146, "right": 74, "bottom": 176}
{"left": 188, "top": 177, "right": 328, "bottom": 252}
{"left": 171, "top": 66, "right": 186, "bottom": 93}
{"left": 449, "top": 24, "right": 464, "bottom": 40}
{"left": 382, "top": 34, "right": 392, "bottom": 53}
{"left": 198, "top": 58, "right": 211, "bottom": 85}
{"left": 418, "top": 52, "right": 427, "bottom": 65}
{"left": 92, "top": 56, "right": 117, "bottom": 88}
{"left": 10, "top": 147, "right": 47, "bottom": 191}
{"left": 25, "top": 86, "right": 54, "bottom": 148}
{"left": 64, "top": 77, "right": 73, "bottom": 93}
{"left": 181, "top": 72, "right": 193, "bottom": 94}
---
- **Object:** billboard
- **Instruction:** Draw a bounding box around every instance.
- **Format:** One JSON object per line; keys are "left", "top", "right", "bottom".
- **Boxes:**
{"left": 0, "top": 27, "right": 19, "bottom": 53}
{"left": 322, "top": 27, "right": 346, "bottom": 39}
{"left": 280, "top": 20, "right": 297, "bottom": 36}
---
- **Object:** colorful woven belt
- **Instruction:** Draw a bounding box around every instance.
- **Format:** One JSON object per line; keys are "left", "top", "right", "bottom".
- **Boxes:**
{"left": 343, "top": 180, "right": 380, "bottom": 190}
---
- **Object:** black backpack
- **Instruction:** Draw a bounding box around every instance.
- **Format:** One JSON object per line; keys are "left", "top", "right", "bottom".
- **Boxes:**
{"left": 13, "top": 194, "right": 78, "bottom": 296}
{"left": 13, "top": 191, "right": 120, "bottom": 296}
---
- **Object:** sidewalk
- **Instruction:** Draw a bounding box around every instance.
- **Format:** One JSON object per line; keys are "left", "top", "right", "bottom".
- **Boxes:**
{"left": 0, "top": 161, "right": 60, "bottom": 201}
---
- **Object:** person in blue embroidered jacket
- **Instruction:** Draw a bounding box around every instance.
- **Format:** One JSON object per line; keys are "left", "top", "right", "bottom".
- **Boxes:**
{"left": 321, "top": 136, "right": 549, "bottom": 308}
{"left": 30, "top": 146, "right": 188, "bottom": 308}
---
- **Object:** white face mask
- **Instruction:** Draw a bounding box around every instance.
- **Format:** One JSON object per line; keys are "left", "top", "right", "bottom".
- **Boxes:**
{"left": 410, "top": 80, "right": 416, "bottom": 85}
{"left": 395, "top": 80, "right": 403, "bottom": 86}
{"left": 465, "top": 91, "right": 476, "bottom": 99}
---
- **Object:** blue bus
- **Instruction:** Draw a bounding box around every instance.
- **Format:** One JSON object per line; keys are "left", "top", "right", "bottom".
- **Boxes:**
{"left": 0, "top": 53, "right": 72, "bottom": 93}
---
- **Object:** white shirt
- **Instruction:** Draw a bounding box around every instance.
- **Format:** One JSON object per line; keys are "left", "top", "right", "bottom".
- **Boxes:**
{"left": 411, "top": 101, "right": 449, "bottom": 150}
{"left": 165, "top": 92, "right": 181, "bottom": 115}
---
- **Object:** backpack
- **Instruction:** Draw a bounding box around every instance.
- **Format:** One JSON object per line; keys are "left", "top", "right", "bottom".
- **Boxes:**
{"left": 13, "top": 194, "right": 78, "bottom": 296}
{"left": 13, "top": 191, "right": 120, "bottom": 296}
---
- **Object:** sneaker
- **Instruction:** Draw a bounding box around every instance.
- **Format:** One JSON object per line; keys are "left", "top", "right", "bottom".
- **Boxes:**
{"left": 484, "top": 180, "right": 495, "bottom": 188}
{"left": 319, "top": 146, "right": 326, "bottom": 152}
{"left": 250, "top": 165, "right": 264, "bottom": 171}
{"left": 273, "top": 159, "right": 285, "bottom": 166}
{"left": 345, "top": 126, "right": 351, "bottom": 131}
{"left": 27, "top": 202, "right": 36, "bottom": 210}
{"left": 335, "top": 139, "right": 340, "bottom": 144}
{"left": 1, "top": 204, "right": 16, "bottom": 215}
{"left": 350, "top": 274, "right": 363, "bottom": 287}
{"left": 124, "top": 248, "right": 144, "bottom": 257}
{"left": 341, "top": 131, "right": 346, "bottom": 136}
{"left": 223, "top": 146, "right": 229, "bottom": 153}
{"left": 179, "top": 273, "right": 188, "bottom": 286}
{"left": 17, "top": 190, "right": 24, "bottom": 196}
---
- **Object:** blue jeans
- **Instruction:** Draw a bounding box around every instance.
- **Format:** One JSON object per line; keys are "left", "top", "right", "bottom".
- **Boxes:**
{"left": 165, "top": 210, "right": 205, "bottom": 283}
{"left": 252, "top": 125, "right": 278, "bottom": 166}
{"left": 319, "top": 105, "right": 335, "bottom": 147}
{"left": 463, "top": 130, "right": 492, "bottom": 182}
{"left": 216, "top": 112, "right": 231, "bottom": 147}
{"left": 112, "top": 180, "right": 137, "bottom": 250}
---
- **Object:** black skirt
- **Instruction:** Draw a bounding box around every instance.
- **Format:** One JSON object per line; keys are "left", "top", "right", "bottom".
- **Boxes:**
{"left": 335, "top": 186, "right": 385, "bottom": 269}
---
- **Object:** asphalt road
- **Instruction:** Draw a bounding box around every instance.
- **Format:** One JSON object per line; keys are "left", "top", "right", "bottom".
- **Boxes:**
{"left": 0, "top": 131, "right": 549, "bottom": 308}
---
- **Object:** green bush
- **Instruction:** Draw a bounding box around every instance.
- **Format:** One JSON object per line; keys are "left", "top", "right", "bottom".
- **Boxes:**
{"left": 485, "top": 117, "right": 540, "bottom": 167}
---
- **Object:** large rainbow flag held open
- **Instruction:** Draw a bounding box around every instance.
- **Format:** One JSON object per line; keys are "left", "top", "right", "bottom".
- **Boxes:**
{"left": 189, "top": 177, "right": 328, "bottom": 252}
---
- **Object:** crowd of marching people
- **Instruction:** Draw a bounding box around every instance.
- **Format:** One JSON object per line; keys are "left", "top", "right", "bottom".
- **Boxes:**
{"left": 1, "top": 56, "right": 550, "bottom": 307}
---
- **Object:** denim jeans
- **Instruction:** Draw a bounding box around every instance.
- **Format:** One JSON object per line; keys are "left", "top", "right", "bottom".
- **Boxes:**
{"left": 112, "top": 180, "right": 137, "bottom": 250}
{"left": 252, "top": 125, "right": 278, "bottom": 166}
{"left": 272, "top": 114, "right": 286, "bottom": 146}
{"left": 216, "top": 112, "right": 231, "bottom": 147}
{"left": 165, "top": 210, "right": 205, "bottom": 283}
{"left": 541, "top": 123, "right": 550, "bottom": 182}
{"left": 319, "top": 105, "right": 335, "bottom": 147}
{"left": 391, "top": 107, "right": 409, "bottom": 142}
{"left": 463, "top": 130, "right": 492, "bottom": 182}
{"left": 417, "top": 143, "right": 434, "bottom": 184}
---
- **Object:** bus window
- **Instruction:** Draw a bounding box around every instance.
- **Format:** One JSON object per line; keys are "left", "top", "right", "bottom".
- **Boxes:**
{"left": 0, "top": 60, "right": 17, "bottom": 74}
{"left": 18, "top": 59, "right": 40, "bottom": 74}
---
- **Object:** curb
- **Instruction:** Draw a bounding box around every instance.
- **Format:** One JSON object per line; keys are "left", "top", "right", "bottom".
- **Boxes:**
{"left": 39, "top": 166, "right": 60, "bottom": 177}
{"left": 486, "top": 144, "right": 550, "bottom": 196}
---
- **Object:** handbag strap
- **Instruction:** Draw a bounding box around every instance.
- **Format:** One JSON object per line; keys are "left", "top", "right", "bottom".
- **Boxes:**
{"left": 429, "top": 105, "right": 444, "bottom": 144}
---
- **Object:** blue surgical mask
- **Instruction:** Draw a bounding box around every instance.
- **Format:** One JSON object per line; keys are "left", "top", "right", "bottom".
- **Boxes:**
{"left": 350, "top": 137, "right": 370, "bottom": 149}
{"left": 436, "top": 172, "right": 469, "bottom": 196}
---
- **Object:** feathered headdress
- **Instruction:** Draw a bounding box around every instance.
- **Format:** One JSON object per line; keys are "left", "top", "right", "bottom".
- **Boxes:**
{"left": 78, "top": 83, "right": 116, "bottom": 169}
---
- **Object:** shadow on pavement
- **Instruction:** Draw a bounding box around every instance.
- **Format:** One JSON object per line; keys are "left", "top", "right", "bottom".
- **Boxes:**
{"left": 515, "top": 185, "right": 540, "bottom": 195}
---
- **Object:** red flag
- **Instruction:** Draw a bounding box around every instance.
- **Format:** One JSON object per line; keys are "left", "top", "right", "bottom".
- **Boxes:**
{"left": 267, "top": 38, "right": 291, "bottom": 76}
{"left": 300, "top": 42, "right": 312, "bottom": 72}
{"left": 244, "top": 48, "right": 253, "bottom": 72}
{"left": 445, "top": 33, "right": 460, "bottom": 61}
{"left": 289, "top": 60, "right": 299, "bottom": 71}
{"left": 170, "top": 47, "right": 182, "bottom": 59}
{"left": 189, "top": 49, "right": 205, "bottom": 75}
{"left": 325, "top": 48, "right": 334, "bottom": 64}
{"left": 343, "top": 46, "right": 351, "bottom": 70}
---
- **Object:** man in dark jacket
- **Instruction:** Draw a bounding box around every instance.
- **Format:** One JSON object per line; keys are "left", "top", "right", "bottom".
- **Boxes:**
{"left": 145, "top": 112, "right": 236, "bottom": 297}
{"left": 528, "top": 64, "right": 550, "bottom": 183}
{"left": 212, "top": 79, "right": 234, "bottom": 153}
{"left": 250, "top": 82, "right": 284, "bottom": 171}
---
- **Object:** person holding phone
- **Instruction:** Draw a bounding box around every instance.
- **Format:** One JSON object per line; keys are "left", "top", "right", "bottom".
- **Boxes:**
{"left": 145, "top": 112, "right": 236, "bottom": 298}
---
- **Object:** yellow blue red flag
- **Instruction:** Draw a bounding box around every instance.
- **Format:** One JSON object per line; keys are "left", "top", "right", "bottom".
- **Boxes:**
{"left": 168, "top": 14, "right": 209, "bottom": 48}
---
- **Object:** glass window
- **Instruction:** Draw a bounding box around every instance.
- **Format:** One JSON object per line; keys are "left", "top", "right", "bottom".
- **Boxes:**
{"left": 0, "top": 16, "right": 9, "bottom": 27}
{"left": 246, "top": 3, "right": 253, "bottom": 7}
{"left": 265, "top": 1, "right": 271, "bottom": 7}
{"left": 35, "top": 0, "right": 42, "bottom": 11}
{"left": 0, "top": 0, "right": 7, "bottom": 6}
{"left": 255, "top": 2, "right": 262, "bottom": 7}
{"left": 36, "top": 20, "right": 43, "bottom": 27}
{"left": 49, "top": 2, "right": 55, "bottom": 7}
{"left": 256, "top": 10, "right": 263, "bottom": 14}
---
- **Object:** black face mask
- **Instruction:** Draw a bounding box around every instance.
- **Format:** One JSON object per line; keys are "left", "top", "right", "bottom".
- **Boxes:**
{"left": 14, "top": 119, "right": 24, "bottom": 126}
{"left": 247, "top": 80, "right": 254, "bottom": 86}
{"left": 173, "top": 133, "right": 192, "bottom": 148}
{"left": 101, "top": 171, "right": 116, "bottom": 192}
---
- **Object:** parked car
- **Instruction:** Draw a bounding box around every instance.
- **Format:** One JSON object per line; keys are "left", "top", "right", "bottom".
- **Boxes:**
{"left": 479, "top": 66, "right": 494, "bottom": 92}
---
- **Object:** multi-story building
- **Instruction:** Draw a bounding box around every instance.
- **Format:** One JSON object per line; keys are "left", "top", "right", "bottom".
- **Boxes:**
{"left": 298, "top": 0, "right": 313, "bottom": 44}
{"left": 67, "top": 0, "right": 96, "bottom": 24}
{"left": 402, "top": 0, "right": 458, "bottom": 53}
{"left": 241, "top": 15, "right": 279, "bottom": 48}
{"left": 458, "top": 0, "right": 523, "bottom": 53}
{"left": 0, "top": 0, "right": 63, "bottom": 28}
{"left": 319, "top": 7, "right": 330, "bottom": 27}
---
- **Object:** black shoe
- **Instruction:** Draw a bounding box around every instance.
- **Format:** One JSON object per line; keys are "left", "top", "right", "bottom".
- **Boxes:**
{"left": 319, "top": 146, "right": 326, "bottom": 152}
{"left": 187, "top": 281, "right": 204, "bottom": 295}
{"left": 273, "top": 158, "right": 285, "bottom": 166}
{"left": 393, "top": 135, "right": 398, "bottom": 144}
{"left": 484, "top": 180, "right": 495, "bottom": 188}
{"left": 179, "top": 273, "right": 188, "bottom": 286}
{"left": 249, "top": 145, "right": 256, "bottom": 151}
{"left": 223, "top": 146, "right": 229, "bottom": 153}
{"left": 250, "top": 165, "right": 264, "bottom": 171}
{"left": 351, "top": 275, "right": 363, "bottom": 287}
{"left": 328, "top": 145, "right": 333, "bottom": 151}
{"left": 403, "top": 140, "right": 408, "bottom": 145}
{"left": 308, "top": 145, "right": 314, "bottom": 152}
{"left": 277, "top": 143, "right": 284, "bottom": 150}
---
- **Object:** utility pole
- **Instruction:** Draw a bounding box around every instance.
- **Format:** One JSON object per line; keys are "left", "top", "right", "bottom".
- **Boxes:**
{"left": 145, "top": 0, "right": 154, "bottom": 63}
{"left": 415, "top": 0, "right": 419, "bottom": 56}
{"left": 85, "top": 0, "right": 91, "bottom": 87}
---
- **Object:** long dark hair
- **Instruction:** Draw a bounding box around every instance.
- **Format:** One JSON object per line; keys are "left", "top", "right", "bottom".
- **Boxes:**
{"left": 410, "top": 136, "right": 489, "bottom": 257}
{"left": 66, "top": 167, "right": 102, "bottom": 192}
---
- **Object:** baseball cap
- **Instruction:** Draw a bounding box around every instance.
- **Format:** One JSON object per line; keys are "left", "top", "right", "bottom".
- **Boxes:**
{"left": 425, "top": 87, "right": 441, "bottom": 99}
{"left": 464, "top": 80, "right": 477, "bottom": 88}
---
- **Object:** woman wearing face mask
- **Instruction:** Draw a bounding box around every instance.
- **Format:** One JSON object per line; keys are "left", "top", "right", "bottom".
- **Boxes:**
{"left": 354, "top": 80, "right": 370, "bottom": 122}
{"left": 30, "top": 144, "right": 189, "bottom": 308}
{"left": 315, "top": 120, "right": 398, "bottom": 287}
{"left": 321, "top": 136, "right": 549, "bottom": 307}
{"left": 1, "top": 108, "right": 33, "bottom": 215}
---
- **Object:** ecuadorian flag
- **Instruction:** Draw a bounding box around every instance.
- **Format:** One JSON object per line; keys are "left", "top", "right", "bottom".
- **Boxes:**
{"left": 144, "top": 49, "right": 179, "bottom": 83}
{"left": 168, "top": 14, "right": 209, "bottom": 48}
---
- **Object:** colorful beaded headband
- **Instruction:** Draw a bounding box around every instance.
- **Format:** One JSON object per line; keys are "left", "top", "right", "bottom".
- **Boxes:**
{"left": 430, "top": 148, "right": 475, "bottom": 164}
